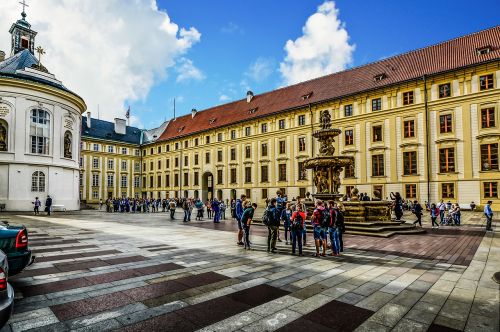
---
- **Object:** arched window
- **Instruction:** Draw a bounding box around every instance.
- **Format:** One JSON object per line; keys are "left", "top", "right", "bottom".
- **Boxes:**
{"left": 31, "top": 171, "right": 45, "bottom": 192}
{"left": 63, "top": 131, "right": 72, "bottom": 158}
{"left": 0, "top": 120, "right": 7, "bottom": 152}
{"left": 30, "top": 109, "right": 50, "bottom": 155}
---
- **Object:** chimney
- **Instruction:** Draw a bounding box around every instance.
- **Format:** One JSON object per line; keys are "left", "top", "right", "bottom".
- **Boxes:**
{"left": 0, "top": 51, "right": 5, "bottom": 62}
{"left": 246, "top": 90, "right": 254, "bottom": 103}
{"left": 191, "top": 108, "right": 197, "bottom": 118}
{"left": 86, "top": 112, "right": 91, "bottom": 128}
{"left": 114, "top": 118, "right": 126, "bottom": 135}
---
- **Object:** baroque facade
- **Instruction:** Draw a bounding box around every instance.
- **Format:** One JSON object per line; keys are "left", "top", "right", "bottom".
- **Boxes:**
{"left": 81, "top": 27, "right": 500, "bottom": 210}
{"left": 0, "top": 11, "right": 86, "bottom": 211}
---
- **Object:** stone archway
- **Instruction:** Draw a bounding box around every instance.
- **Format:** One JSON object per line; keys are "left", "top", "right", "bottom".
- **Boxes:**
{"left": 202, "top": 172, "right": 214, "bottom": 202}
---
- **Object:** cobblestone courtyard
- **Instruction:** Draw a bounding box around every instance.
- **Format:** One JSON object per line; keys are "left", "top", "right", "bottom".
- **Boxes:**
{"left": 1, "top": 210, "right": 498, "bottom": 332}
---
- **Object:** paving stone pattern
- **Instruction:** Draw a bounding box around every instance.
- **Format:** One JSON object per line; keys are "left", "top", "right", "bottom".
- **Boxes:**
{"left": 1, "top": 210, "right": 498, "bottom": 332}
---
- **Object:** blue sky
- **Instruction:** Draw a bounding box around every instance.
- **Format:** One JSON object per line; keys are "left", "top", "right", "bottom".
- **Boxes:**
{"left": 119, "top": 1, "right": 499, "bottom": 128}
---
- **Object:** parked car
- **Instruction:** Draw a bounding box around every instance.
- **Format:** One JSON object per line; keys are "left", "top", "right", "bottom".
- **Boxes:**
{"left": 0, "top": 250, "right": 14, "bottom": 328}
{"left": 0, "top": 222, "right": 34, "bottom": 276}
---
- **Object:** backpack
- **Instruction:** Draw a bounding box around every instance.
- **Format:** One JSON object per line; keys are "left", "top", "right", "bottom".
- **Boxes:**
{"left": 291, "top": 212, "right": 303, "bottom": 231}
{"left": 321, "top": 208, "right": 331, "bottom": 228}
{"left": 262, "top": 207, "right": 271, "bottom": 226}
{"left": 276, "top": 197, "right": 285, "bottom": 212}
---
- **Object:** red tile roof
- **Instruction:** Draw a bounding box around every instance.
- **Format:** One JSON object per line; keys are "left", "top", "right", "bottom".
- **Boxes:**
{"left": 158, "top": 26, "right": 500, "bottom": 142}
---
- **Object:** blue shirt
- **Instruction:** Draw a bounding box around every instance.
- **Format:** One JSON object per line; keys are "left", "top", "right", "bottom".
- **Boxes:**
{"left": 484, "top": 204, "right": 493, "bottom": 216}
{"left": 235, "top": 199, "right": 244, "bottom": 221}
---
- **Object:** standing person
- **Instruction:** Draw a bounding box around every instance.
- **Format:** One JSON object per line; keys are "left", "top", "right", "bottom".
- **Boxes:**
{"left": 32, "top": 197, "right": 41, "bottom": 215}
{"left": 328, "top": 201, "right": 340, "bottom": 256}
{"left": 336, "top": 203, "right": 346, "bottom": 252}
{"left": 195, "top": 199, "right": 204, "bottom": 220}
{"left": 231, "top": 199, "right": 236, "bottom": 220}
{"left": 275, "top": 191, "right": 286, "bottom": 242}
{"left": 290, "top": 204, "right": 306, "bottom": 256}
{"left": 470, "top": 201, "right": 476, "bottom": 211}
{"left": 412, "top": 200, "right": 423, "bottom": 227}
{"left": 438, "top": 199, "right": 446, "bottom": 224}
{"left": 390, "top": 192, "right": 404, "bottom": 221}
{"left": 430, "top": 203, "right": 440, "bottom": 228}
{"left": 99, "top": 198, "right": 103, "bottom": 210}
{"left": 220, "top": 201, "right": 226, "bottom": 220}
{"left": 281, "top": 203, "right": 292, "bottom": 245}
{"left": 206, "top": 200, "right": 212, "bottom": 218}
{"left": 212, "top": 198, "right": 221, "bottom": 223}
{"left": 45, "top": 195, "right": 52, "bottom": 216}
{"left": 264, "top": 198, "right": 279, "bottom": 253}
{"left": 311, "top": 200, "right": 328, "bottom": 257}
{"left": 188, "top": 199, "right": 193, "bottom": 221}
{"left": 484, "top": 201, "right": 494, "bottom": 231}
{"left": 235, "top": 194, "right": 246, "bottom": 246}
{"left": 182, "top": 199, "right": 189, "bottom": 222}
{"left": 453, "top": 204, "right": 461, "bottom": 226}
{"left": 241, "top": 202, "right": 257, "bottom": 250}
{"left": 169, "top": 199, "right": 176, "bottom": 220}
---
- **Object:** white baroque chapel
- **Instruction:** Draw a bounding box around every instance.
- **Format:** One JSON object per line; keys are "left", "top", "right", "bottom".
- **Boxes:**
{"left": 0, "top": 9, "right": 86, "bottom": 211}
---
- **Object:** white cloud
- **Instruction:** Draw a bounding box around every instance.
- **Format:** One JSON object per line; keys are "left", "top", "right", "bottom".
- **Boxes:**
{"left": 245, "top": 57, "right": 275, "bottom": 83}
{"left": 220, "top": 22, "right": 244, "bottom": 35}
{"left": 279, "top": 1, "right": 354, "bottom": 85}
{"left": 176, "top": 58, "right": 205, "bottom": 83}
{"left": 219, "top": 94, "right": 231, "bottom": 102}
{"left": 0, "top": 1, "right": 201, "bottom": 124}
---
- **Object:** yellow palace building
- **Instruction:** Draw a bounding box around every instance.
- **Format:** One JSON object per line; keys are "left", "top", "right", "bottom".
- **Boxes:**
{"left": 81, "top": 26, "right": 500, "bottom": 210}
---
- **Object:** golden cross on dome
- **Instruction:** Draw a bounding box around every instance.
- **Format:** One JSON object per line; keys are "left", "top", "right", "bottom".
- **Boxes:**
{"left": 35, "top": 46, "right": 45, "bottom": 66}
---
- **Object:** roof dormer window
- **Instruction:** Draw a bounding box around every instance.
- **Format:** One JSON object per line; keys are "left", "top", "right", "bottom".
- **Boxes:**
{"left": 301, "top": 92, "right": 313, "bottom": 100}
{"left": 373, "top": 73, "right": 387, "bottom": 82}
{"left": 209, "top": 118, "right": 216, "bottom": 124}
{"left": 476, "top": 46, "right": 492, "bottom": 55}
{"left": 178, "top": 126, "right": 185, "bottom": 133}
{"left": 249, "top": 108, "right": 258, "bottom": 115}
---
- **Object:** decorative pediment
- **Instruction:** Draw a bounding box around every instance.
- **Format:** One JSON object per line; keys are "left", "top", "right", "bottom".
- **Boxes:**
{"left": 435, "top": 138, "right": 459, "bottom": 144}
{"left": 341, "top": 149, "right": 358, "bottom": 154}
{"left": 476, "top": 133, "right": 500, "bottom": 140}
{"left": 399, "top": 142, "right": 421, "bottom": 148}
{"left": 276, "top": 156, "right": 289, "bottom": 161}
{"left": 259, "top": 159, "right": 271, "bottom": 163}
{"left": 243, "top": 161, "right": 254, "bottom": 165}
{"left": 368, "top": 146, "right": 388, "bottom": 151}
{"left": 229, "top": 162, "right": 239, "bottom": 166}
{"left": 295, "top": 155, "right": 309, "bottom": 160}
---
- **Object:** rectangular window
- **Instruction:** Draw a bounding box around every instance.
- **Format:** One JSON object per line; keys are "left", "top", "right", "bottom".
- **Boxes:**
{"left": 245, "top": 127, "right": 251, "bottom": 136}
{"left": 217, "top": 133, "right": 223, "bottom": 142}
{"left": 134, "top": 176, "right": 140, "bottom": 188}
{"left": 403, "top": 120, "right": 415, "bottom": 138}
{"left": 175, "top": 142, "right": 179, "bottom": 150}
{"left": 261, "top": 143, "right": 268, "bottom": 157}
{"left": 442, "top": 183, "right": 455, "bottom": 198}
{"left": 245, "top": 189, "right": 251, "bottom": 199}
{"left": 439, "top": 83, "right": 451, "bottom": 98}
{"left": 298, "top": 162, "right": 307, "bottom": 180}
{"left": 174, "top": 158, "right": 179, "bottom": 168}
{"left": 205, "top": 135, "right": 210, "bottom": 144}
{"left": 245, "top": 146, "right": 251, "bottom": 158}
{"left": 93, "top": 190, "right": 98, "bottom": 199}
{"left": 440, "top": 114, "right": 453, "bottom": 133}
{"left": 184, "top": 156, "right": 188, "bottom": 166}
{"left": 217, "top": 169, "right": 223, "bottom": 185}
{"left": 373, "top": 125, "right": 382, "bottom": 142}
{"left": 345, "top": 161, "right": 355, "bottom": 178}
{"left": 481, "top": 107, "right": 496, "bottom": 128}
{"left": 205, "top": 152, "right": 210, "bottom": 164}
{"left": 345, "top": 129, "right": 354, "bottom": 145}
{"left": 165, "top": 174, "right": 170, "bottom": 187}
{"left": 484, "top": 182, "right": 498, "bottom": 198}
{"left": 298, "top": 137, "right": 306, "bottom": 152}
{"left": 121, "top": 148, "right": 127, "bottom": 155}
{"left": 156, "top": 160, "right": 161, "bottom": 169}
{"left": 372, "top": 154, "right": 384, "bottom": 176}
{"left": 403, "top": 91, "right": 414, "bottom": 105}
{"left": 261, "top": 165, "right": 268, "bottom": 182}
{"left": 174, "top": 174, "right": 179, "bottom": 187}
{"left": 439, "top": 148, "right": 456, "bottom": 173}
{"left": 149, "top": 175, "right": 154, "bottom": 188}
{"left": 107, "top": 174, "right": 114, "bottom": 187}
{"left": 278, "top": 119, "right": 285, "bottom": 129}
{"left": 230, "top": 148, "right": 236, "bottom": 161}
{"left": 93, "top": 143, "right": 99, "bottom": 151}
{"left": 403, "top": 151, "right": 418, "bottom": 175}
{"left": 107, "top": 145, "right": 114, "bottom": 153}
{"left": 157, "top": 146, "right": 162, "bottom": 153}
{"left": 261, "top": 123, "right": 267, "bottom": 133}
{"left": 142, "top": 176, "right": 146, "bottom": 187}
{"left": 194, "top": 154, "right": 199, "bottom": 165}
{"left": 121, "top": 160, "right": 127, "bottom": 170}
{"left": 184, "top": 173, "right": 189, "bottom": 186}
{"left": 184, "top": 140, "right": 188, "bottom": 148}
{"left": 479, "top": 74, "right": 494, "bottom": 91}
{"left": 121, "top": 175, "right": 128, "bottom": 188}
{"left": 372, "top": 98, "right": 382, "bottom": 111}
{"left": 150, "top": 161, "right": 153, "bottom": 170}
{"left": 194, "top": 172, "right": 199, "bottom": 186}
{"left": 79, "top": 173, "right": 83, "bottom": 186}
{"left": 278, "top": 164, "right": 287, "bottom": 181}
{"left": 230, "top": 168, "right": 237, "bottom": 183}
{"left": 231, "top": 130, "right": 236, "bottom": 139}
{"left": 142, "top": 163, "right": 146, "bottom": 171}
{"left": 217, "top": 150, "right": 223, "bottom": 162}
{"left": 481, "top": 143, "right": 499, "bottom": 171}
{"left": 194, "top": 138, "right": 198, "bottom": 146}
{"left": 245, "top": 167, "right": 252, "bottom": 183}
{"left": 166, "top": 159, "right": 170, "bottom": 169}
{"left": 135, "top": 149, "right": 140, "bottom": 156}
{"left": 346, "top": 186, "right": 354, "bottom": 197}
{"left": 93, "top": 157, "right": 99, "bottom": 168}
{"left": 262, "top": 188, "right": 268, "bottom": 199}
{"left": 150, "top": 148, "right": 153, "bottom": 155}
{"left": 279, "top": 140, "right": 286, "bottom": 154}
{"left": 299, "top": 188, "right": 306, "bottom": 198}
{"left": 92, "top": 174, "right": 99, "bottom": 187}
{"left": 108, "top": 159, "right": 114, "bottom": 170}
{"left": 298, "top": 115, "right": 306, "bottom": 126}
{"left": 344, "top": 104, "right": 353, "bottom": 117}
{"left": 166, "top": 144, "right": 170, "bottom": 152}
{"left": 134, "top": 162, "right": 140, "bottom": 172}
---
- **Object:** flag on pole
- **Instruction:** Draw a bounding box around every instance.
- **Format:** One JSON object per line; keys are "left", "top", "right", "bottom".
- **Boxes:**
{"left": 125, "top": 106, "right": 130, "bottom": 119}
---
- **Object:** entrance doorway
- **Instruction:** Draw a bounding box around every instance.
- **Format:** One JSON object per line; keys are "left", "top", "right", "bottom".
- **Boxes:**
{"left": 202, "top": 172, "right": 214, "bottom": 202}
{"left": 194, "top": 190, "right": 199, "bottom": 199}
{"left": 230, "top": 189, "right": 236, "bottom": 200}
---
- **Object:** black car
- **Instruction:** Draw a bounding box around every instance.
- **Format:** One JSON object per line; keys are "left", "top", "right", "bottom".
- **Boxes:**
{"left": 0, "top": 250, "right": 14, "bottom": 328}
{"left": 0, "top": 222, "right": 34, "bottom": 276}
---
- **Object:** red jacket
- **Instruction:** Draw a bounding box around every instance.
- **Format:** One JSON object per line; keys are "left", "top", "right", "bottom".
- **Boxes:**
{"left": 312, "top": 206, "right": 325, "bottom": 226}
{"left": 291, "top": 211, "right": 306, "bottom": 228}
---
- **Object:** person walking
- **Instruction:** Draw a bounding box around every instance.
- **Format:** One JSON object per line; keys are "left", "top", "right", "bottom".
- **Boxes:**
{"left": 181, "top": 199, "right": 189, "bottom": 222}
{"left": 169, "top": 199, "right": 176, "bottom": 220}
{"left": 484, "top": 201, "right": 493, "bottom": 231}
{"left": 32, "top": 197, "right": 41, "bottom": 215}
{"left": 235, "top": 194, "right": 246, "bottom": 246}
{"left": 327, "top": 201, "right": 341, "bottom": 256}
{"left": 311, "top": 200, "right": 328, "bottom": 257}
{"left": 265, "top": 198, "right": 279, "bottom": 253}
{"left": 438, "top": 199, "right": 446, "bottom": 224}
{"left": 429, "top": 203, "right": 440, "bottom": 228}
{"left": 275, "top": 191, "right": 286, "bottom": 242}
{"left": 336, "top": 203, "right": 346, "bottom": 252}
{"left": 281, "top": 203, "right": 292, "bottom": 245}
{"left": 290, "top": 204, "right": 306, "bottom": 256}
{"left": 212, "top": 198, "right": 221, "bottom": 223}
{"left": 45, "top": 195, "right": 52, "bottom": 216}
{"left": 412, "top": 200, "right": 423, "bottom": 227}
{"left": 220, "top": 201, "right": 226, "bottom": 220}
{"left": 241, "top": 202, "right": 257, "bottom": 250}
